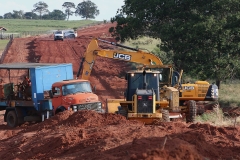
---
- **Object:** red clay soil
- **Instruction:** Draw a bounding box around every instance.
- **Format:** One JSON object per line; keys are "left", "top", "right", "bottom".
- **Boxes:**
{"left": 0, "top": 22, "right": 239, "bottom": 160}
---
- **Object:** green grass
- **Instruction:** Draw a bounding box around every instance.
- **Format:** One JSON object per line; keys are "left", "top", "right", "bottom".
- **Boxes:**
{"left": 195, "top": 107, "right": 240, "bottom": 126}
{"left": 0, "top": 19, "right": 101, "bottom": 33}
{"left": 219, "top": 80, "right": 240, "bottom": 107}
{"left": 122, "top": 37, "right": 160, "bottom": 53}
{"left": 0, "top": 39, "right": 9, "bottom": 51}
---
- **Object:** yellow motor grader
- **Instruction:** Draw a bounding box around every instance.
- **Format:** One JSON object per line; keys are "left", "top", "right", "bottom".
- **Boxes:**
{"left": 78, "top": 38, "right": 219, "bottom": 124}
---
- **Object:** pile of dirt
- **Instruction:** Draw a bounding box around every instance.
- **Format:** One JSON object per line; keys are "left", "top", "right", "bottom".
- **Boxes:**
{"left": 0, "top": 22, "right": 239, "bottom": 160}
{"left": 0, "top": 110, "right": 239, "bottom": 159}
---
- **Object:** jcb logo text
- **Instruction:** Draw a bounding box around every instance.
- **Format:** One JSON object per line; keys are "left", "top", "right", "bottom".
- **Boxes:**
{"left": 113, "top": 53, "right": 131, "bottom": 61}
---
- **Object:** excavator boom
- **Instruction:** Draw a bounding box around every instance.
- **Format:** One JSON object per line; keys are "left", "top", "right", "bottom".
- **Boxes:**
{"left": 78, "top": 38, "right": 164, "bottom": 80}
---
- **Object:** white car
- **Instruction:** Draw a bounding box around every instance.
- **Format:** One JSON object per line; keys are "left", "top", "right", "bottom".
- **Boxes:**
{"left": 54, "top": 30, "right": 64, "bottom": 41}
{"left": 64, "top": 30, "right": 77, "bottom": 39}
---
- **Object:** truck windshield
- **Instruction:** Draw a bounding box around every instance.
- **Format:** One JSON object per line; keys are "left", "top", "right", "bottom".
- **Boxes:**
{"left": 62, "top": 82, "right": 92, "bottom": 96}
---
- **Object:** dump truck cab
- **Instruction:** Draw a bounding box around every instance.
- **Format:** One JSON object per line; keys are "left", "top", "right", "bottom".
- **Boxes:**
{"left": 51, "top": 79, "right": 102, "bottom": 114}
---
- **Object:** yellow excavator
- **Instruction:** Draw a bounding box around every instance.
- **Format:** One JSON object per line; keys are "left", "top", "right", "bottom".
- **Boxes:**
{"left": 77, "top": 38, "right": 219, "bottom": 124}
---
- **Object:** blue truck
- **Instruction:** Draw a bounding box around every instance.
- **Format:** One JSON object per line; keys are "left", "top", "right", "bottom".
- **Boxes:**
{"left": 0, "top": 63, "right": 103, "bottom": 127}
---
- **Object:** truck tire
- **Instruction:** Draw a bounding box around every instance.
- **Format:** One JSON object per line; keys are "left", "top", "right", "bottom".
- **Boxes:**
{"left": 7, "top": 110, "right": 18, "bottom": 128}
{"left": 162, "top": 109, "right": 170, "bottom": 122}
{"left": 186, "top": 100, "right": 197, "bottom": 123}
{"left": 55, "top": 106, "right": 66, "bottom": 114}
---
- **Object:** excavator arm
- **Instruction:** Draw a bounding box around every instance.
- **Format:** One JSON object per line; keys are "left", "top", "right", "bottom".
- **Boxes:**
{"left": 78, "top": 38, "right": 164, "bottom": 80}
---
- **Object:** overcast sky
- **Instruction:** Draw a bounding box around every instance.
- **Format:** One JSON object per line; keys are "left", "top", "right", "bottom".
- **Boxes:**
{"left": 0, "top": 0, "right": 125, "bottom": 21}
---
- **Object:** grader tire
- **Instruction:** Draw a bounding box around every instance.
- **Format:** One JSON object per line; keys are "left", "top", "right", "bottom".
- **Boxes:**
{"left": 162, "top": 110, "right": 170, "bottom": 122}
{"left": 186, "top": 100, "right": 197, "bottom": 123}
{"left": 118, "top": 106, "right": 128, "bottom": 118}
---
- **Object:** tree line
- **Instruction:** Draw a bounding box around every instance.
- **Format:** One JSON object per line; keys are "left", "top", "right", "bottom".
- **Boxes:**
{"left": 0, "top": 1, "right": 99, "bottom": 20}
{"left": 109, "top": 0, "right": 240, "bottom": 88}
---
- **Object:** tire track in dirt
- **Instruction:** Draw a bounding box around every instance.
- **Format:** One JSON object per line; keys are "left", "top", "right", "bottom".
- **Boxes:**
{"left": 64, "top": 39, "right": 83, "bottom": 76}
{"left": 36, "top": 39, "right": 58, "bottom": 63}
{"left": 55, "top": 41, "right": 68, "bottom": 63}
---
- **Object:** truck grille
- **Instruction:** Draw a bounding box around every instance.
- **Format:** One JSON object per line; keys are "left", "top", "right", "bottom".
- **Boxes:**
{"left": 77, "top": 102, "right": 100, "bottom": 111}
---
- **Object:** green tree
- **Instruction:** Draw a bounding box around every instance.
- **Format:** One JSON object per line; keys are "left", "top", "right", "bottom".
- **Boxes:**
{"left": 75, "top": 0, "right": 99, "bottom": 19}
{"left": 42, "top": 10, "right": 66, "bottom": 20}
{"left": 62, "top": 2, "right": 75, "bottom": 21}
{"left": 32, "top": 1, "right": 49, "bottom": 19}
{"left": 24, "top": 12, "right": 39, "bottom": 19}
{"left": 0, "top": 16, "right": 3, "bottom": 19}
{"left": 12, "top": 10, "right": 24, "bottom": 19}
{"left": 110, "top": 0, "right": 240, "bottom": 88}
{"left": 3, "top": 12, "right": 13, "bottom": 19}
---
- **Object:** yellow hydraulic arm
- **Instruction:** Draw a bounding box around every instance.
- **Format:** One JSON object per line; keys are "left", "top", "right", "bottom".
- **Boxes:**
{"left": 78, "top": 38, "right": 163, "bottom": 80}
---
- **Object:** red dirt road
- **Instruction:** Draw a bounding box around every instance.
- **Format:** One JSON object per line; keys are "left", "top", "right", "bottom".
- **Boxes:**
{"left": 0, "top": 23, "right": 239, "bottom": 160}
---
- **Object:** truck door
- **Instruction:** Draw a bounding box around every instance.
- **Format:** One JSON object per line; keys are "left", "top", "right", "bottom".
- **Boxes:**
{"left": 51, "top": 87, "right": 62, "bottom": 112}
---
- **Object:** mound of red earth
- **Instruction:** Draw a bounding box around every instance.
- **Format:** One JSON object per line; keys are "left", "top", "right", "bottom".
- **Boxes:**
{"left": 0, "top": 22, "right": 239, "bottom": 159}
{"left": 0, "top": 110, "right": 239, "bottom": 159}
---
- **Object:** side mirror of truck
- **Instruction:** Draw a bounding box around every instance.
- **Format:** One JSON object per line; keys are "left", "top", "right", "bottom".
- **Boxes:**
{"left": 49, "top": 90, "right": 53, "bottom": 98}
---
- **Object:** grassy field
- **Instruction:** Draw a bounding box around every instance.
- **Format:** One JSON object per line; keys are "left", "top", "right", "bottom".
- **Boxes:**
{"left": 0, "top": 19, "right": 101, "bottom": 33}
{"left": 0, "top": 39, "right": 9, "bottom": 51}
{"left": 122, "top": 37, "right": 160, "bottom": 52}
{"left": 219, "top": 80, "right": 240, "bottom": 107}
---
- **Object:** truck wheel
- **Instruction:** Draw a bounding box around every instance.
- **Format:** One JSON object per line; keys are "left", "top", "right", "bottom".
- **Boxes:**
{"left": 186, "top": 100, "right": 197, "bottom": 123}
{"left": 162, "top": 109, "right": 170, "bottom": 122}
{"left": 7, "top": 111, "right": 18, "bottom": 128}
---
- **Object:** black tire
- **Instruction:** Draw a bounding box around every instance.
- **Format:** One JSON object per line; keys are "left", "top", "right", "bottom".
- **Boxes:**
{"left": 7, "top": 110, "right": 18, "bottom": 128}
{"left": 118, "top": 106, "right": 127, "bottom": 118}
{"left": 55, "top": 106, "right": 66, "bottom": 114}
{"left": 186, "top": 100, "right": 197, "bottom": 123}
{"left": 162, "top": 109, "right": 170, "bottom": 122}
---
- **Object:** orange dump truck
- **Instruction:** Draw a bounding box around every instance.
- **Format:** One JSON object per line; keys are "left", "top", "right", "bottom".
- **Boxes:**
{"left": 0, "top": 63, "right": 103, "bottom": 127}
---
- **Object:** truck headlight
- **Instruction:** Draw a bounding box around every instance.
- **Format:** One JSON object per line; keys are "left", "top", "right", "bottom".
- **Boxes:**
{"left": 73, "top": 105, "right": 77, "bottom": 112}
{"left": 97, "top": 103, "right": 102, "bottom": 109}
